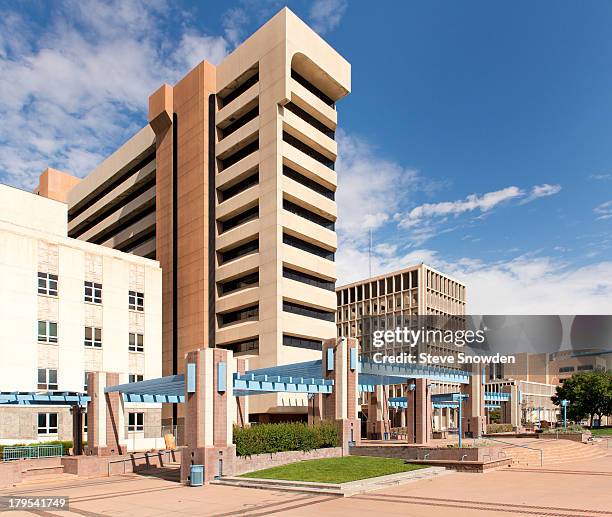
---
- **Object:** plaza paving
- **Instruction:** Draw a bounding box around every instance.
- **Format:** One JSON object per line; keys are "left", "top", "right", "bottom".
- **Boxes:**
{"left": 1, "top": 444, "right": 611, "bottom": 516}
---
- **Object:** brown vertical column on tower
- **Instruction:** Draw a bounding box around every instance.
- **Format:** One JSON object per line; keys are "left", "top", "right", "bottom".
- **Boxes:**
{"left": 461, "top": 365, "right": 486, "bottom": 438}
{"left": 322, "top": 337, "right": 360, "bottom": 454}
{"left": 405, "top": 378, "right": 431, "bottom": 444}
{"left": 148, "top": 62, "right": 217, "bottom": 428}
{"left": 180, "top": 348, "right": 236, "bottom": 484}
{"left": 85, "top": 372, "right": 125, "bottom": 456}
{"left": 366, "top": 385, "right": 391, "bottom": 439}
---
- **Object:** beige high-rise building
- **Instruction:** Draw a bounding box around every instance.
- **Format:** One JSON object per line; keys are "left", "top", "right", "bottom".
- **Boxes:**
{"left": 36, "top": 8, "right": 350, "bottom": 423}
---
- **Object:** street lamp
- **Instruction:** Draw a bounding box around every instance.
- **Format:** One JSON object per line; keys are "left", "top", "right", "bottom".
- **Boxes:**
{"left": 560, "top": 399, "right": 570, "bottom": 431}
{"left": 408, "top": 383, "right": 416, "bottom": 444}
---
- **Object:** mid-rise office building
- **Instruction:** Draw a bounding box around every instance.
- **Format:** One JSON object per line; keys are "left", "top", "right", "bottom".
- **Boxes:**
{"left": 336, "top": 263, "right": 467, "bottom": 361}
{"left": 36, "top": 8, "right": 350, "bottom": 423}
{"left": 0, "top": 184, "right": 162, "bottom": 446}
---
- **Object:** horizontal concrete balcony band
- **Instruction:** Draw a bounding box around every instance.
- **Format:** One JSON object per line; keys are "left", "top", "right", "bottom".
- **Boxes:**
{"left": 282, "top": 245, "right": 336, "bottom": 279}
{"left": 282, "top": 278, "right": 337, "bottom": 312}
{"left": 100, "top": 211, "right": 156, "bottom": 250}
{"left": 216, "top": 285, "right": 259, "bottom": 313}
{"left": 282, "top": 144, "right": 336, "bottom": 189}
{"left": 216, "top": 218, "right": 259, "bottom": 251}
{"left": 290, "top": 78, "right": 337, "bottom": 129}
{"left": 281, "top": 311, "right": 336, "bottom": 342}
{"left": 216, "top": 184, "right": 260, "bottom": 220}
{"left": 282, "top": 179, "right": 336, "bottom": 220}
{"left": 216, "top": 83, "right": 260, "bottom": 127}
{"left": 282, "top": 212, "right": 337, "bottom": 250}
{"left": 76, "top": 186, "right": 156, "bottom": 243}
{"left": 215, "top": 117, "right": 259, "bottom": 159}
{"left": 68, "top": 159, "right": 156, "bottom": 234}
{"left": 216, "top": 252, "right": 260, "bottom": 282}
{"left": 127, "top": 237, "right": 156, "bottom": 258}
{"left": 282, "top": 113, "right": 336, "bottom": 161}
{"left": 67, "top": 125, "right": 155, "bottom": 211}
{"left": 216, "top": 320, "right": 259, "bottom": 344}
{"left": 216, "top": 151, "right": 259, "bottom": 187}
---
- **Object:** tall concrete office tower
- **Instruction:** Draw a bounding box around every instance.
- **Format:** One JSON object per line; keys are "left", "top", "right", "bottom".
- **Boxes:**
{"left": 36, "top": 8, "right": 350, "bottom": 423}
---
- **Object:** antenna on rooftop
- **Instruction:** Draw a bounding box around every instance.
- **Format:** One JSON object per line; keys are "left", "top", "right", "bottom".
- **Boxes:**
{"left": 368, "top": 227, "right": 372, "bottom": 278}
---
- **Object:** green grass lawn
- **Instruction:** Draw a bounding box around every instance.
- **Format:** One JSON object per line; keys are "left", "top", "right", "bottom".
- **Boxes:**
{"left": 590, "top": 428, "right": 612, "bottom": 436}
{"left": 239, "top": 456, "right": 427, "bottom": 484}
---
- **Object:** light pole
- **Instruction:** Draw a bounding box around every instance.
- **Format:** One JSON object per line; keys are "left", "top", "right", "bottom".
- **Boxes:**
{"left": 408, "top": 382, "right": 416, "bottom": 444}
{"left": 560, "top": 399, "right": 569, "bottom": 431}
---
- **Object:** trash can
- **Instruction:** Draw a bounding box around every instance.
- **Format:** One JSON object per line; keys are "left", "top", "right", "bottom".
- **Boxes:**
{"left": 190, "top": 464, "right": 204, "bottom": 486}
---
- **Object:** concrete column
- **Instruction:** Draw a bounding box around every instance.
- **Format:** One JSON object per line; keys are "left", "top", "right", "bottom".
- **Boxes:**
{"left": 86, "top": 372, "right": 125, "bottom": 456}
{"left": 180, "top": 348, "right": 236, "bottom": 484}
{"left": 308, "top": 394, "right": 323, "bottom": 426}
{"left": 502, "top": 384, "right": 520, "bottom": 430}
{"left": 322, "top": 337, "right": 360, "bottom": 453}
{"left": 366, "top": 385, "right": 390, "bottom": 439}
{"left": 461, "top": 366, "right": 486, "bottom": 438}
{"left": 445, "top": 407, "right": 451, "bottom": 430}
{"left": 405, "top": 378, "right": 431, "bottom": 444}
{"left": 235, "top": 358, "right": 249, "bottom": 428}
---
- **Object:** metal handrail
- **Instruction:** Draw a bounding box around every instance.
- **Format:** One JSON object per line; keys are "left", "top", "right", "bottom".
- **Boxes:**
{"left": 484, "top": 436, "right": 543, "bottom": 467}
{"left": 3, "top": 444, "right": 63, "bottom": 462}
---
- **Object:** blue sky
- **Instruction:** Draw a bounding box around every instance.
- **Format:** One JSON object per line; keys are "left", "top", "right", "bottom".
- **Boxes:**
{"left": 0, "top": 0, "right": 611, "bottom": 313}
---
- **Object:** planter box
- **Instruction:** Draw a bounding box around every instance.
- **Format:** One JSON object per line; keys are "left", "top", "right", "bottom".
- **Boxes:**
{"left": 233, "top": 447, "right": 343, "bottom": 476}
{"left": 539, "top": 432, "right": 591, "bottom": 443}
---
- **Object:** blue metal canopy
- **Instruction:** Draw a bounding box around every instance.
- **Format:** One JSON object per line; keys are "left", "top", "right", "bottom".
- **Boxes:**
{"left": 0, "top": 391, "right": 90, "bottom": 406}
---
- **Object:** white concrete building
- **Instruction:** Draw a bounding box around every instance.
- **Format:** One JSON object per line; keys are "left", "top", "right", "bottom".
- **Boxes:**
{"left": 0, "top": 184, "right": 163, "bottom": 448}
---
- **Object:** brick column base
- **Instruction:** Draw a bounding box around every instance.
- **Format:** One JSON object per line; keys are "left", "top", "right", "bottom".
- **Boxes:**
{"left": 335, "top": 418, "right": 360, "bottom": 454}
{"left": 366, "top": 419, "right": 391, "bottom": 440}
{"left": 180, "top": 445, "right": 236, "bottom": 484}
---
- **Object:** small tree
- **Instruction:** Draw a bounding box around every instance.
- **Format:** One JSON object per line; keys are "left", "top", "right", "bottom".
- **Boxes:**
{"left": 552, "top": 371, "right": 612, "bottom": 426}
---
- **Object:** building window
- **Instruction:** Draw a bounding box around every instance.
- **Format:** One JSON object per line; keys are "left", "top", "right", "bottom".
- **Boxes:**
{"left": 559, "top": 366, "right": 575, "bottom": 373}
{"left": 38, "top": 272, "right": 58, "bottom": 296}
{"left": 83, "top": 412, "right": 88, "bottom": 434}
{"left": 129, "top": 333, "right": 144, "bottom": 352}
{"left": 577, "top": 364, "right": 594, "bottom": 371}
{"left": 38, "top": 321, "right": 58, "bottom": 343}
{"left": 282, "top": 300, "right": 335, "bottom": 322}
{"left": 128, "top": 412, "right": 144, "bottom": 432}
{"left": 84, "top": 327, "right": 102, "bottom": 348}
{"left": 84, "top": 371, "right": 90, "bottom": 392}
{"left": 37, "top": 413, "right": 58, "bottom": 435}
{"left": 219, "top": 305, "right": 259, "bottom": 327}
{"left": 37, "top": 368, "right": 58, "bottom": 390}
{"left": 283, "top": 334, "right": 322, "bottom": 351}
{"left": 84, "top": 281, "right": 102, "bottom": 304}
{"left": 129, "top": 374, "right": 144, "bottom": 383}
{"left": 129, "top": 291, "right": 144, "bottom": 311}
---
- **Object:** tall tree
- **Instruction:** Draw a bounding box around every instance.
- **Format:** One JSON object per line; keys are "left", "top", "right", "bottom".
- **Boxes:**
{"left": 552, "top": 371, "right": 612, "bottom": 426}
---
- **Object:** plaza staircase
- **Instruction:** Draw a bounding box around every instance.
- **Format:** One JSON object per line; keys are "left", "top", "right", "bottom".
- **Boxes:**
{"left": 502, "top": 439, "right": 608, "bottom": 467}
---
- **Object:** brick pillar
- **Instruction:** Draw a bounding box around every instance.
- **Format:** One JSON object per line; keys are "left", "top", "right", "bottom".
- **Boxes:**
{"left": 86, "top": 372, "right": 125, "bottom": 456}
{"left": 406, "top": 378, "right": 431, "bottom": 444}
{"left": 180, "top": 348, "right": 236, "bottom": 484}
{"left": 461, "top": 365, "right": 486, "bottom": 438}
{"left": 322, "top": 337, "right": 360, "bottom": 453}
{"left": 235, "top": 358, "right": 249, "bottom": 428}
{"left": 366, "top": 385, "right": 391, "bottom": 439}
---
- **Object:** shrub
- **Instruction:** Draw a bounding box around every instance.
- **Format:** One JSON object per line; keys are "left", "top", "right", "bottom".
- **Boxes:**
{"left": 486, "top": 423, "right": 513, "bottom": 434}
{"left": 543, "top": 424, "right": 586, "bottom": 434}
{"left": 233, "top": 422, "right": 339, "bottom": 457}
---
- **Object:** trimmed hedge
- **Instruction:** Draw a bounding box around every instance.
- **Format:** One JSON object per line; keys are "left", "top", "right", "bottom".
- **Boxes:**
{"left": 486, "top": 424, "right": 513, "bottom": 434}
{"left": 233, "top": 422, "right": 339, "bottom": 457}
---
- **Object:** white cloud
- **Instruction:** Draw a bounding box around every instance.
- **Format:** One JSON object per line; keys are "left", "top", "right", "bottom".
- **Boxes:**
{"left": 337, "top": 243, "right": 612, "bottom": 314}
{"left": 335, "top": 130, "right": 420, "bottom": 238}
{"left": 589, "top": 173, "right": 611, "bottom": 181}
{"left": 399, "top": 186, "right": 523, "bottom": 229}
{"left": 519, "top": 183, "right": 561, "bottom": 204}
{"left": 594, "top": 200, "right": 612, "bottom": 220}
{"left": 309, "top": 0, "right": 348, "bottom": 34}
{"left": 0, "top": 0, "right": 228, "bottom": 189}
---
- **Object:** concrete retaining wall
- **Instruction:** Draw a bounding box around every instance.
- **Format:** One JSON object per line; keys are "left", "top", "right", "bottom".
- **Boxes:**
{"left": 233, "top": 447, "right": 343, "bottom": 475}
{"left": 350, "top": 445, "right": 504, "bottom": 463}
